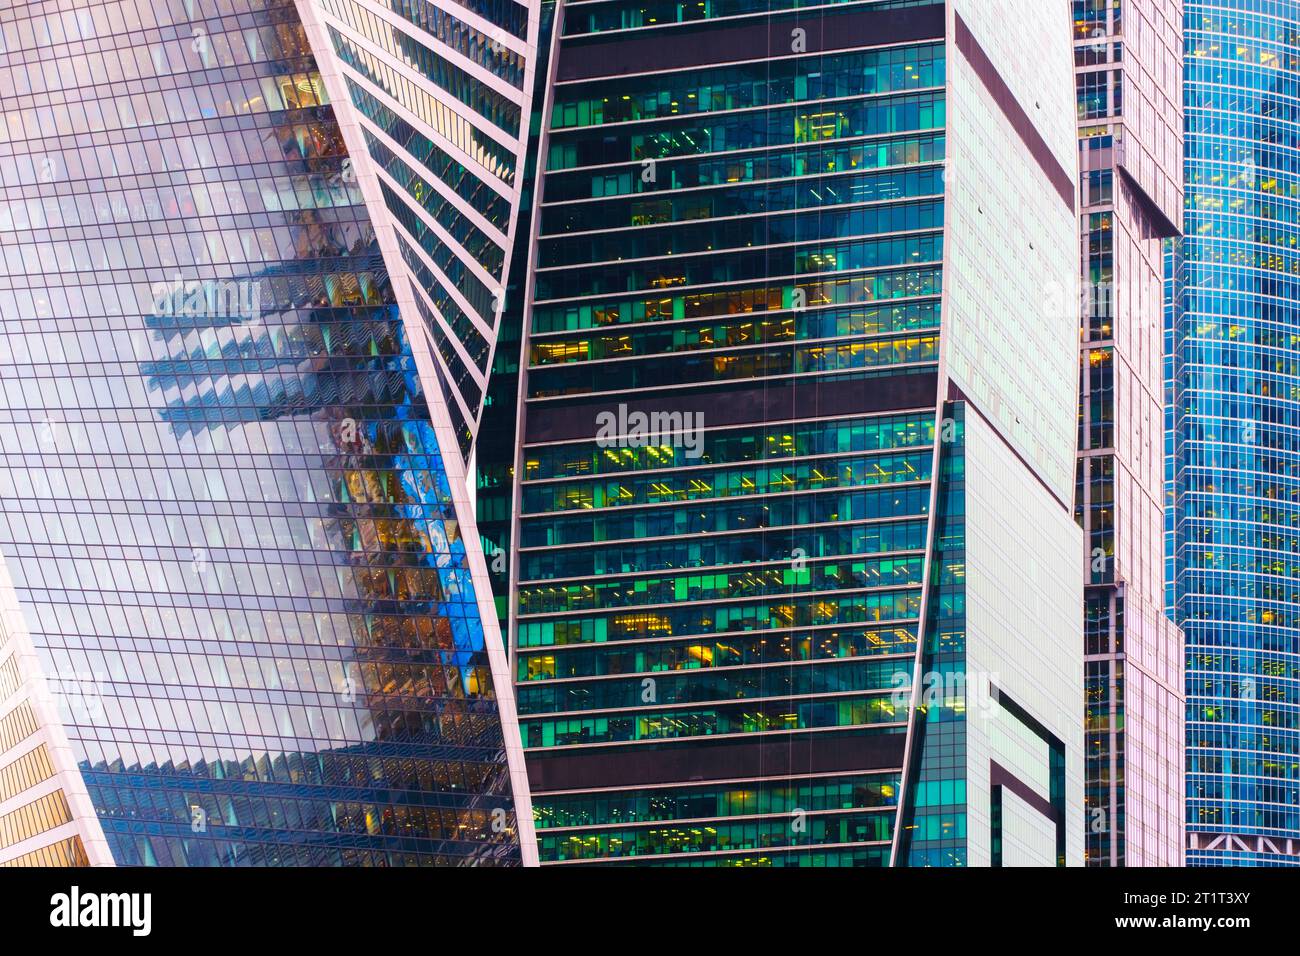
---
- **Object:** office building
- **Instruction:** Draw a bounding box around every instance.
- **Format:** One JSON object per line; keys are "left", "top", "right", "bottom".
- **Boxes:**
{"left": 1168, "top": 0, "right": 1300, "bottom": 866}
{"left": 506, "top": 0, "right": 1087, "bottom": 866}
{"left": 0, "top": 0, "right": 535, "bottom": 866}
{"left": 1072, "top": 0, "right": 1185, "bottom": 866}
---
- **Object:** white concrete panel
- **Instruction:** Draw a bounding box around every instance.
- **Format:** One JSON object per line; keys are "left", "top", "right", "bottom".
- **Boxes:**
{"left": 961, "top": 409, "right": 1084, "bottom": 866}
{"left": 942, "top": 0, "right": 1080, "bottom": 503}
{"left": 1001, "top": 788, "right": 1059, "bottom": 867}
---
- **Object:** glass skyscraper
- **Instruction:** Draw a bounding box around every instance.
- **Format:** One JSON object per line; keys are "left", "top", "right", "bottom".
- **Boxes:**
{"left": 0, "top": 0, "right": 534, "bottom": 866}
{"left": 1072, "top": 0, "right": 1185, "bottom": 866}
{"left": 1168, "top": 0, "right": 1300, "bottom": 866}
{"left": 0, "top": 0, "right": 1173, "bottom": 872}
{"left": 504, "top": 0, "right": 1087, "bottom": 866}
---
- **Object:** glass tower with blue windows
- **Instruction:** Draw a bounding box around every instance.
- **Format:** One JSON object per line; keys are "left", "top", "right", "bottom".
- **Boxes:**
{"left": 0, "top": 0, "right": 529, "bottom": 866}
{"left": 1169, "top": 0, "right": 1300, "bottom": 865}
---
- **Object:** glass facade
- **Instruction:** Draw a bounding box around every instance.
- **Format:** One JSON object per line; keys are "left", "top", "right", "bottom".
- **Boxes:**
{"left": 301, "top": 0, "right": 545, "bottom": 640}
{"left": 511, "top": 0, "right": 948, "bottom": 865}
{"left": 1169, "top": 0, "right": 1300, "bottom": 866}
{"left": 307, "top": 0, "right": 538, "bottom": 462}
{"left": 0, "top": 0, "right": 1091, "bottom": 871}
{"left": 493, "top": 0, "right": 1087, "bottom": 869}
{"left": 476, "top": 0, "right": 558, "bottom": 632}
{"left": 895, "top": 402, "right": 967, "bottom": 866}
{"left": 1073, "top": 0, "right": 1185, "bottom": 867}
{"left": 0, "top": 0, "right": 528, "bottom": 865}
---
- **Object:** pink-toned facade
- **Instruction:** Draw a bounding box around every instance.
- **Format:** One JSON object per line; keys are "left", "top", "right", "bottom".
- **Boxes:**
{"left": 1073, "top": 0, "right": 1185, "bottom": 866}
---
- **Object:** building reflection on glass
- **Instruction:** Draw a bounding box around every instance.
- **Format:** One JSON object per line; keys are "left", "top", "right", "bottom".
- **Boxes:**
{"left": 0, "top": 0, "right": 523, "bottom": 866}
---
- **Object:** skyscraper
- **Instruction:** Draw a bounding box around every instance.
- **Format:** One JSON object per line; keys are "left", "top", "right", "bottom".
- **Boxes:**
{"left": 503, "top": 0, "right": 1087, "bottom": 866}
{"left": 0, "top": 0, "right": 534, "bottom": 866}
{"left": 1072, "top": 0, "right": 1185, "bottom": 866}
{"left": 1168, "top": 0, "right": 1300, "bottom": 866}
{"left": 0, "top": 0, "right": 1181, "bottom": 874}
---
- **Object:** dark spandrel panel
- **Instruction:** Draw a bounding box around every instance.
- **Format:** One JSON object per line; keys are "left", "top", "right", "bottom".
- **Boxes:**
{"left": 560, "top": 0, "right": 942, "bottom": 38}
{"left": 0, "top": 0, "right": 521, "bottom": 865}
{"left": 555, "top": 2, "right": 946, "bottom": 79}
